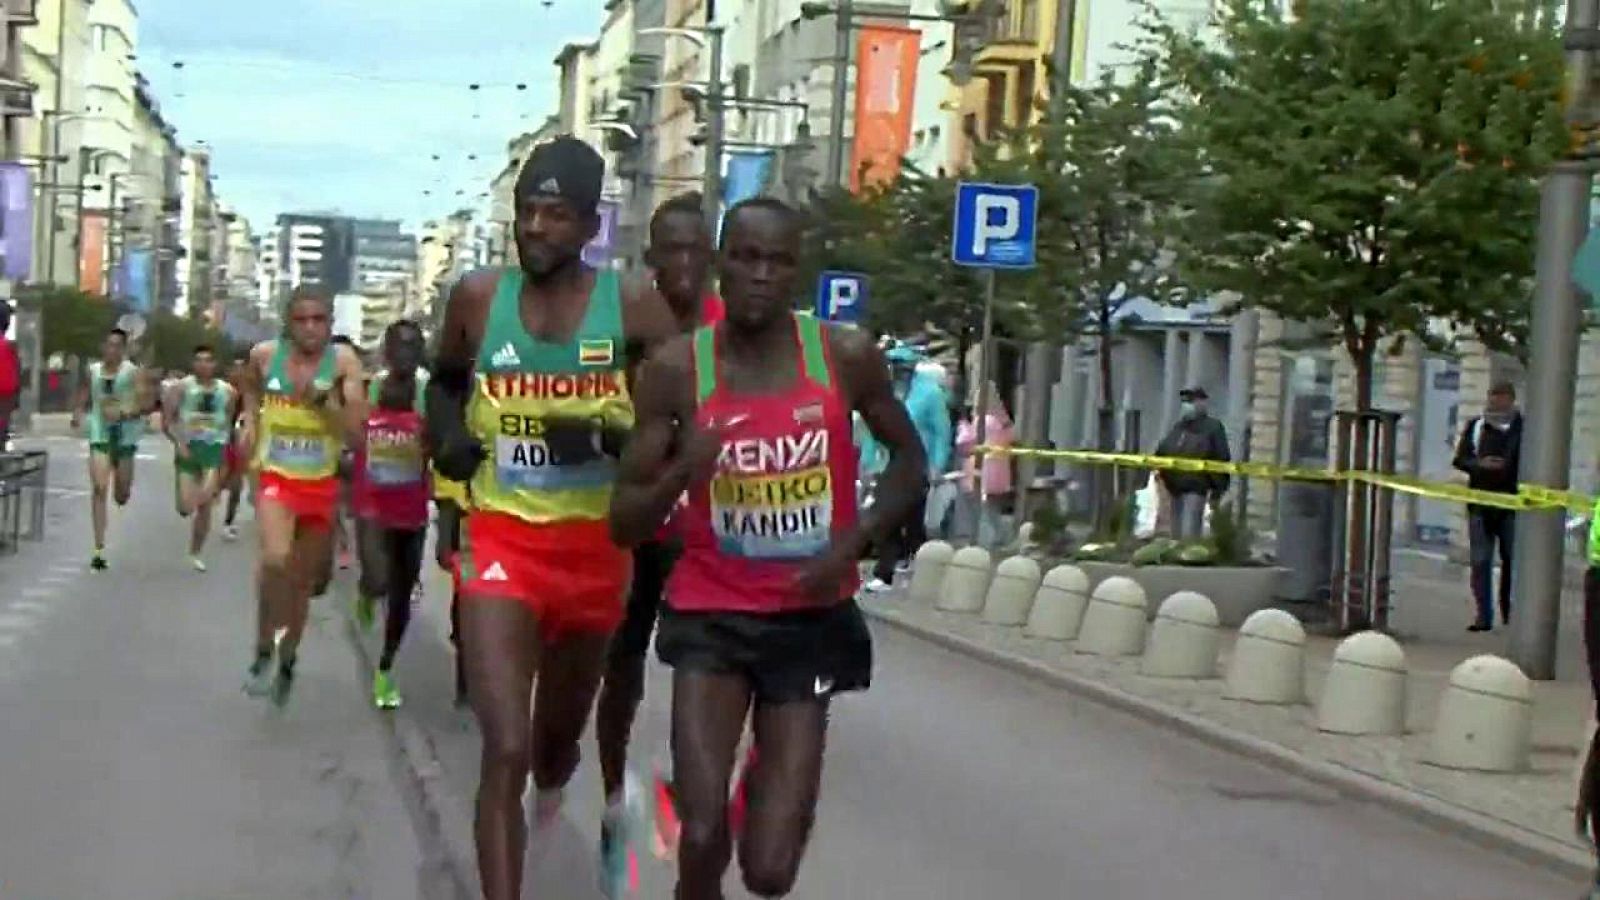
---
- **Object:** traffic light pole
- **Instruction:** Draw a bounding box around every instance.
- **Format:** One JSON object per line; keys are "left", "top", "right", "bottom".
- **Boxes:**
{"left": 703, "top": 25, "right": 725, "bottom": 232}
{"left": 1510, "top": 0, "right": 1600, "bottom": 679}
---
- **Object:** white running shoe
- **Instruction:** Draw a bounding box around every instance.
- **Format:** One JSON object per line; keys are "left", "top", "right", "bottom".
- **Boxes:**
{"left": 222, "top": 525, "right": 239, "bottom": 542}
{"left": 191, "top": 556, "right": 207, "bottom": 573}
{"left": 863, "top": 578, "right": 893, "bottom": 594}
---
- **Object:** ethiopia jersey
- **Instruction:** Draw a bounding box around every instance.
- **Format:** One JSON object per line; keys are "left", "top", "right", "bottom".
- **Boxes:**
{"left": 465, "top": 268, "right": 633, "bottom": 525}
{"left": 667, "top": 314, "right": 859, "bottom": 614}
{"left": 178, "top": 376, "right": 234, "bottom": 446}
{"left": 255, "top": 342, "right": 342, "bottom": 481}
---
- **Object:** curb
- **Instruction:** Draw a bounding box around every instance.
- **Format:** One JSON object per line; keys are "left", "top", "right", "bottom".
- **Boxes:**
{"left": 336, "top": 606, "right": 479, "bottom": 900}
{"left": 864, "top": 605, "right": 1598, "bottom": 883}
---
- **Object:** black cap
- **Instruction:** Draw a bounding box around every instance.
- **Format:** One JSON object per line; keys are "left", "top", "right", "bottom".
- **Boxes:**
{"left": 514, "top": 135, "right": 604, "bottom": 215}
{"left": 1179, "top": 386, "right": 1208, "bottom": 400}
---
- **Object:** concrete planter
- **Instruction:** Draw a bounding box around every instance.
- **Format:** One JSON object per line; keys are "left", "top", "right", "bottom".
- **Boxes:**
{"left": 1078, "top": 562, "right": 1288, "bottom": 628}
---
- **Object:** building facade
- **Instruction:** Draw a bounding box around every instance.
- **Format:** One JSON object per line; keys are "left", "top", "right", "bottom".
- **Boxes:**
{"left": 350, "top": 217, "right": 415, "bottom": 293}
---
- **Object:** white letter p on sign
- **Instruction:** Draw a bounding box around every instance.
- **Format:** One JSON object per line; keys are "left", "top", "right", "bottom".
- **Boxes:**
{"left": 829, "top": 278, "right": 858, "bottom": 314}
{"left": 973, "top": 194, "right": 1021, "bottom": 258}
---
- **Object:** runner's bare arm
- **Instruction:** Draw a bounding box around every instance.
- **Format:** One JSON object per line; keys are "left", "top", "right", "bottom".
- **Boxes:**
{"left": 609, "top": 337, "right": 701, "bottom": 546}
{"left": 621, "top": 276, "right": 679, "bottom": 377}
{"left": 426, "top": 271, "right": 495, "bottom": 481}
{"left": 160, "top": 382, "right": 183, "bottom": 449}
{"left": 332, "top": 344, "right": 367, "bottom": 447}
{"left": 71, "top": 376, "right": 89, "bottom": 429}
{"left": 239, "top": 342, "right": 271, "bottom": 460}
{"left": 831, "top": 326, "right": 927, "bottom": 559}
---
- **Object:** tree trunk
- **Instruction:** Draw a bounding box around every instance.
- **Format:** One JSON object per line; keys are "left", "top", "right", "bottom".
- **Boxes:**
{"left": 1092, "top": 303, "right": 1117, "bottom": 531}
{"left": 1353, "top": 345, "right": 1375, "bottom": 412}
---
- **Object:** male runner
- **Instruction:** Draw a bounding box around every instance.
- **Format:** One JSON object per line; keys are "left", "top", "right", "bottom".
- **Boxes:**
{"left": 162, "top": 344, "right": 237, "bottom": 571}
{"left": 219, "top": 356, "right": 253, "bottom": 541}
{"left": 428, "top": 135, "right": 675, "bottom": 900}
{"left": 611, "top": 197, "right": 926, "bottom": 900}
{"left": 72, "top": 327, "right": 151, "bottom": 570}
{"left": 594, "top": 190, "right": 724, "bottom": 872}
{"left": 352, "top": 320, "right": 431, "bottom": 710}
{"left": 240, "top": 288, "right": 366, "bottom": 707}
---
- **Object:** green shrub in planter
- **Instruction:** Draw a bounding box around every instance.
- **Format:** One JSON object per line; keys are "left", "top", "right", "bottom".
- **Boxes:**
{"left": 1130, "top": 538, "right": 1178, "bottom": 566}
{"left": 1174, "top": 542, "right": 1215, "bottom": 565}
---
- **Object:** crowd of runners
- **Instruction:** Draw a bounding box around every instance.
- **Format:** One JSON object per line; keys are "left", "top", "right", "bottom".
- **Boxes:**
{"left": 67, "top": 135, "right": 926, "bottom": 899}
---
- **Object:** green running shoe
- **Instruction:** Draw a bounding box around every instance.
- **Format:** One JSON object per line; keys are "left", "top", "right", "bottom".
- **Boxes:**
{"left": 373, "top": 669, "right": 401, "bottom": 710}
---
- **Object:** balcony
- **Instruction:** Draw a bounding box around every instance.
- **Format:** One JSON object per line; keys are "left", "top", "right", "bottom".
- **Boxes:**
{"left": 4, "top": 0, "right": 38, "bottom": 26}
{"left": 986, "top": 0, "right": 1039, "bottom": 44}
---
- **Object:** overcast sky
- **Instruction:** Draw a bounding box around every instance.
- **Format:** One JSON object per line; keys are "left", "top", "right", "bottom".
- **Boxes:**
{"left": 136, "top": 0, "right": 604, "bottom": 236}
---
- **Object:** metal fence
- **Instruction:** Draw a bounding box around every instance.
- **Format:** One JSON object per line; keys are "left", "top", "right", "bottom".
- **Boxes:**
{"left": 0, "top": 450, "right": 48, "bottom": 555}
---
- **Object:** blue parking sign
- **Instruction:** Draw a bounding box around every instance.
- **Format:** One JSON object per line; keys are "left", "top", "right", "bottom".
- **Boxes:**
{"left": 951, "top": 182, "right": 1039, "bottom": 269}
{"left": 815, "top": 271, "right": 868, "bottom": 323}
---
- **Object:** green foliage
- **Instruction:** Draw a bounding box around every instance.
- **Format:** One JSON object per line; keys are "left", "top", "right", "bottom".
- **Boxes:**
{"left": 1152, "top": 0, "right": 1566, "bottom": 407}
{"left": 1207, "top": 501, "right": 1254, "bottom": 567}
{"left": 24, "top": 285, "right": 119, "bottom": 362}
{"left": 142, "top": 310, "right": 235, "bottom": 372}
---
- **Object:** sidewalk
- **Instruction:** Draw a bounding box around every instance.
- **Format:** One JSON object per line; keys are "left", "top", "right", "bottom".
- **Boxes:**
{"left": 861, "top": 586, "right": 1597, "bottom": 878}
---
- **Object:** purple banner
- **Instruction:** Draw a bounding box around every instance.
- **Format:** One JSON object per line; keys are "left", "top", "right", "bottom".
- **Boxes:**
{"left": 582, "top": 200, "right": 620, "bottom": 268}
{"left": 0, "top": 163, "right": 32, "bottom": 282}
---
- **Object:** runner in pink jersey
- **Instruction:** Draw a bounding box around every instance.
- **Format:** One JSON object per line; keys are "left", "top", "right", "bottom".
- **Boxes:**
{"left": 351, "top": 320, "right": 431, "bottom": 710}
{"left": 611, "top": 197, "right": 926, "bottom": 899}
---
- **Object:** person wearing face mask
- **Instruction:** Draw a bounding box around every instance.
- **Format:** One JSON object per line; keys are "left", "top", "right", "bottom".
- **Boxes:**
{"left": 1453, "top": 381, "right": 1523, "bottom": 632}
{"left": 1154, "top": 386, "right": 1231, "bottom": 540}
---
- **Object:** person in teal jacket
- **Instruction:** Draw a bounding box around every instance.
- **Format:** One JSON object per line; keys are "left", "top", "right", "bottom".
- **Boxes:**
{"left": 863, "top": 343, "right": 951, "bottom": 592}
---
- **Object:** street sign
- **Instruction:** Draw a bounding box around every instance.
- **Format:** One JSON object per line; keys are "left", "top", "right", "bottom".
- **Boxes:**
{"left": 951, "top": 181, "right": 1039, "bottom": 269}
{"left": 1574, "top": 228, "right": 1600, "bottom": 308}
{"left": 815, "top": 271, "right": 868, "bottom": 323}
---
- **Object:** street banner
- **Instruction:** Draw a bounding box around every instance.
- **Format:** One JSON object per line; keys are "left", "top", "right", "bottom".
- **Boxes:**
{"left": 0, "top": 162, "right": 32, "bottom": 282}
{"left": 582, "top": 200, "right": 620, "bottom": 269}
{"left": 117, "top": 247, "right": 154, "bottom": 312}
{"left": 850, "top": 25, "right": 920, "bottom": 193}
{"left": 720, "top": 150, "right": 776, "bottom": 239}
{"left": 79, "top": 211, "right": 108, "bottom": 296}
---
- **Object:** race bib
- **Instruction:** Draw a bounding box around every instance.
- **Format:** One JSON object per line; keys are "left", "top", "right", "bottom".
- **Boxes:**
{"left": 186, "top": 412, "right": 224, "bottom": 445}
{"left": 101, "top": 397, "right": 123, "bottom": 420}
{"left": 367, "top": 433, "right": 425, "bottom": 486}
{"left": 710, "top": 464, "right": 834, "bottom": 560}
{"left": 492, "top": 434, "right": 613, "bottom": 490}
{"left": 266, "top": 429, "right": 332, "bottom": 473}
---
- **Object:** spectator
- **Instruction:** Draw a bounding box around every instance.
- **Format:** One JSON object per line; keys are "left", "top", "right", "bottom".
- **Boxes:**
{"left": 862, "top": 343, "right": 951, "bottom": 593}
{"left": 0, "top": 301, "right": 18, "bottom": 450}
{"left": 1154, "top": 386, "right": 1231, "bottom": 539}
{"left": 955, "top": 391, "right": 1015, "bottom": 547}
{"left": 1454, "top": 381, "right": 1522, "bottom": 632}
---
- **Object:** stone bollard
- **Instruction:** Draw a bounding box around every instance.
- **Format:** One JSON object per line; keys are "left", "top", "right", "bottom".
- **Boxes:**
{"left": 1224, "top": 609, "right": 1307, "bottom": 704}
{"left": 1141, "top": 591, "right": 1221, "bottom": 678}
{"left": 1076, "top": 576, "right": 1148, "bottom": 657}
{"left": 936, "top": 546, "right": 993, "bottom": 614}
{"left": 982, "top": 556, "right": 1043, "bottom": 626}
{"left": 907, "top": 541, "right": 955, "bottom": 605}
{"left": 1025, "top": 565, "right": 1091, "bottom": 641}
{"left": 1429, "top": 655, "right": 1534, "bottom": 773}
{"left": 1316, "top": 631, "right": 1407, "bottom": 736}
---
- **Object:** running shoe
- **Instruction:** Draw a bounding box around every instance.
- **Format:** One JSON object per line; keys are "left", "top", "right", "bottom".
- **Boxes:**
{"left": 90, "top": 551, "right": 107, "bottom": 572}
{"left": 222, "top": 525, "right": 239, "bottom": 542}
{"left": 651, "top": 768, "right": 681, "bottom": 862}
{"left": 598, "top": 772, "right": 644, "bottom": 898}
{"left": 373, "top": 669, "right": 401, "bottom": 710}
{"left": 862, "top": 577, "right": 892, "bottom": 594}
{"left": 190, "top": 555, "right": 207, "bottom": 573}
{"left": 337, "top": 548, "right": 353, "bottom": 570}
{"left": 270, "top": 659, "right": 296, "bottom": 708}
{"left": 243, "top": 652, "right": 274, "bottom": 696}
{"left": 355, "top": 593, "right": 377, "bottom": 632}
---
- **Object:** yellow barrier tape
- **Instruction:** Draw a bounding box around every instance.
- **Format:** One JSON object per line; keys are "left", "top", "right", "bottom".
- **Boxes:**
{"left": 975, "top": 445, "right": 1596, "bottom": 514}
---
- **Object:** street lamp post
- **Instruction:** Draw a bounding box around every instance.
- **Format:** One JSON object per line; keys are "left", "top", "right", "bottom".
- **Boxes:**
{"left": 637, "top": 25, "right": 726, "bottom": 232}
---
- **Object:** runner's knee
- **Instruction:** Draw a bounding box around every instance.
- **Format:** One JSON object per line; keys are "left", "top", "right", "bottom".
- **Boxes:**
{"left": 741, "top": 852, "right": 803, "bottom": 898}
{"left": 679, "top": 810, "right": 731, "bottom": 868}
{"left": 481, "top": 723, "right": 533, "bottom": 784}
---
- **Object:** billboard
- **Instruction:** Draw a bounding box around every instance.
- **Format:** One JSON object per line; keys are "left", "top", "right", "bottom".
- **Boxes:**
{"left": 0, "top": 163, "right": 32, "bottom": 282}
{"left": 849, "top": 25, "right": 920, "bottom": 193}
{"left": 116, "top": 247, "right": 154, "bottom": 312}
{"left": 719, "top": 150, "right": 776, "bottom": 240}
{"left": 79, "top": 211, "right": 108, "bottom": 296}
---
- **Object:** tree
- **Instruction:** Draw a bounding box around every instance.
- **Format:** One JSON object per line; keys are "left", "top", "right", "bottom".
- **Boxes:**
{"left": 1155, "top": 0, "right": 1566, "bottom": 409}
{"left": 22, "top": 285, "right": 120, "bottom": 362}
{"left": 978, "top": 55, "right": 1186, "bottom": 442}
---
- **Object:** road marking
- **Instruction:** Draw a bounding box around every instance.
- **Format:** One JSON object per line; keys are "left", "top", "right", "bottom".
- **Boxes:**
{"left": 0, "top": 612, "right": 36, "bottom": 632}
{"left": 10, "top": 601, "right": 49, "bottom": 615}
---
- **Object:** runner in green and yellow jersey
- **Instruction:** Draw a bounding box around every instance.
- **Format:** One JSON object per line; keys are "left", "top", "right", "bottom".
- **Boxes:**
{"left": 71, "top": 326, "right": 153, "bottom": 570}
{"left": 162, "top": 343, "right": 238, "bottom": 572}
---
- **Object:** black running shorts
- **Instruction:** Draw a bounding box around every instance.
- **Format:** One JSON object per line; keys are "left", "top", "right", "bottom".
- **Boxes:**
{"left": 656, "top": 600, "right": 873, "bottom": 704}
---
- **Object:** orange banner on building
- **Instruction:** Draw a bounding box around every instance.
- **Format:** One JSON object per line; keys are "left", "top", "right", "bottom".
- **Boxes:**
{"left": 79, "top": 211, "right": 107, "bottom": 296}
{"left": 849, "top": 25, "right": 920, "bottom": 193}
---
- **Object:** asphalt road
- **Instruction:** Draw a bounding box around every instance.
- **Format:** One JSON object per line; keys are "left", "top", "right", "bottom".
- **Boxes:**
{"left": 0, "top": 437, "right": 1587, "bottom": 899}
